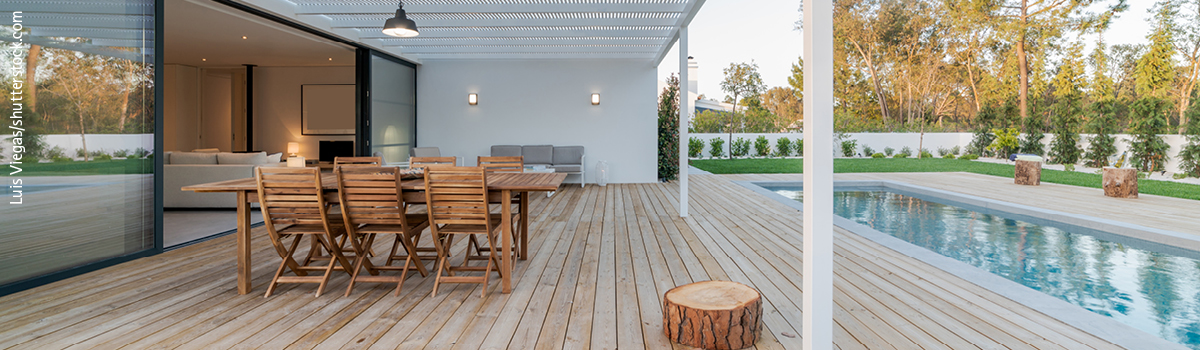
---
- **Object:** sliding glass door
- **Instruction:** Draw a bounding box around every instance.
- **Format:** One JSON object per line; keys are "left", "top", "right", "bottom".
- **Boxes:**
{"left": 367, "top": 52, "right": 416, "bottom": 164}
{"left": 0, "top": 0, "right": 159, "bottom": 294}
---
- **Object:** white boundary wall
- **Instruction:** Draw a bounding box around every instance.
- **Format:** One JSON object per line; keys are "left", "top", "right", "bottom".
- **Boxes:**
{"left": 1, "top": 134, "right": 154, "bottom": 160}
{"left": 689, "top": 132, "right": 1196, "bottom": 174}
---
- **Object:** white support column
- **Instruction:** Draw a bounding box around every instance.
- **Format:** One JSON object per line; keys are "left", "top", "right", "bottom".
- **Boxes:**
{"left": 678, "top": 27, "right": 689, "bottom": 218}
{"left": 803, "top": 0, "right": 833, "bottom": 350}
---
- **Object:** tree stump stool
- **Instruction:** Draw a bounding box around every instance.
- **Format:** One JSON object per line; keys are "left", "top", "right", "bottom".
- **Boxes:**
{"left": 1014, "top": 160, "right": 1041, "bottom": 186}
{"left": 1103, "top": 167, "right": 1138, "bottom": 198}
{"left": 663, "top": 281, "right": 762, "bottom": 350}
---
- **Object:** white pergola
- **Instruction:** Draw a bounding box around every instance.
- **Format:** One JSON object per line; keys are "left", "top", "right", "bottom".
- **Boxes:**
{"left": 4, "top": 0, "right": 837, "bottom": 348}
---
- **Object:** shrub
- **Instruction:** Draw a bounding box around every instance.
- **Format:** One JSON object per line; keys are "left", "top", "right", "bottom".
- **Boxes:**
{"left": 893, "top": 153, "right": 909, "bottom": 158}
{"left": 936, "top": 146, "right": 950, "bottom": 157}
{"left": 75, "top": 148, "right": 87, "bottom": 158}
{"left": 688, "top": 137, "right": 704, "bottom": 158}
{"left": 898, "top": 146, "right": 913, "bottom": 157}
{"left": 731, "top": 137, "right": 750, "bottom": 157}
{"left": 1063, "top": 164, "right": 1076, "bottom": 172}
{"left": 133, "top": 147, "right": 151, "bottom": 158}
{"left": 840, "top": 139, "right": 858, "bottom": 157}
{"left": 1179, "top": 136, "right": 1200, "bottom": 178}
{"left": 1020, "top": 129, "right": 1046, "bottom": 157}
{"left": 987, "top": 128, "right": 1020, "bottom": 160}
{"left": 871, "top": 153, "right": 885, "bottom": 158}
{"left": 46, "top": 146, "right": 66, "bottom": 159}
{"left": 52, "top": 156, "right": 73, "bottom": 162}
{"left": 775, "top": 137, "right": 794, "bottom": 157}
{"left": 754, "top": 136, "right": 771, "bottom": 157}
{"left": 112, "top": 149, "right": 130, "bottom": 158}
{"left": 95, "top": 154, "right": 114, "bottom": 161}
{"left": 709, "top": 137, "right": 725, "bottom": 158}
{"left": 943, "top": 153, "right": 956, "bottom": 159}
{"left": 960, "top": 154, "right": 979, "bottom": 160}
{"left": 1128, "top": 97, "right": 1171, "bottom": 172}
{"left": 862, "top": 145, "right": 875, "bottom": 157}
{"left": 796, "top": 139, "right": 804, "bottom": 155}
{"left": 949, "top": 145, "right": 961, "bottom": 155}
{"left": 920, "top": 151, "right": 933, "bottom": 159}
{"left": 968, "top": 129, "right": 995, "bottom": 156}
{"left": 883, "top": 147, "right": 895, "bottom": 156}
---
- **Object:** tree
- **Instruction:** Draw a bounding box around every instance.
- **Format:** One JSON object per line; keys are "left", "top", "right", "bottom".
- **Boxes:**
{"left": 761, "top": 87, "right": 801, "bottom": 127}
{"left": 1048, "top": 44, "right": 1085, "bottom": 165}
{"left": 962, "top": 0, "right": 1127, "bottom": 120}
{"left": 1173, "top": 0, "right": 1200, "bottom": 133}
{"left": 657, "top": 73, "right": 680, "bottom": 181}
{"left": 719, "top": 61, "right": 765, "bottom": 159}
{"left": 1085, "top": 40, "right": 1120, "bottom": 167}
{"left": 1128, "top": 97, "right": 1172, "bottom": 172}
{"left": 40, "top": 49, "right": 119, "bottom": 161}
{"left": 1136, "top": 2, "right": 1179, "bottom": 99}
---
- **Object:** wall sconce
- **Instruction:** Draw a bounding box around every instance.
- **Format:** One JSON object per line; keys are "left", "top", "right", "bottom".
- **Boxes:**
{"left": 468, "top": 93, "right": 478, "bottom": 105}
{"left": 591, "top": 93, "right": 600, "bottom": 105}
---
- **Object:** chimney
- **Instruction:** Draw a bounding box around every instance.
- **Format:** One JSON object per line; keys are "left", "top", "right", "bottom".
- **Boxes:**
{"left": 687, "top": 56, "right": 699, "bottom": 101}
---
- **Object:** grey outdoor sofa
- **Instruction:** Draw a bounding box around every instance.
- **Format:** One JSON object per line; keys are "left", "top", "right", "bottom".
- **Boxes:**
{"left": 490, "top": 145, "right": 585, "bottom": 187}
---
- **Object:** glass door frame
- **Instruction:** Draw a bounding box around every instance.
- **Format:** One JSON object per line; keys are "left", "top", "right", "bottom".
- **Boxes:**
{"left": 355, "top": 48, "right": 418, "bottom": 158}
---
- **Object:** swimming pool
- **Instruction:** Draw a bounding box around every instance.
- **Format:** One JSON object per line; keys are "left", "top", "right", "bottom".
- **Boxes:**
{"left": 762, "top": 184, "right": 1200, "bottom": 349}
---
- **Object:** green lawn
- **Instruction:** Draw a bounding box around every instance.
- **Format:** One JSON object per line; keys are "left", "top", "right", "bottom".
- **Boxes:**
{"left": 12, "top": 158, "right": 155, "bottom": 176}
{"left": 690, "top": 157, "right": 1200, "bottom": 201}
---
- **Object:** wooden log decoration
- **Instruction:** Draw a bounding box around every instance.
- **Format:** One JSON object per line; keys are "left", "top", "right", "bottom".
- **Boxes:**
{"left": 663, "top": 281, "right": 762, "bottom": 350}
{"left": 1014, "top": 160, "right": 1041, "bottom": 186}
{"left": 1103, "top": 167, "right": 1139, "bottom": 198}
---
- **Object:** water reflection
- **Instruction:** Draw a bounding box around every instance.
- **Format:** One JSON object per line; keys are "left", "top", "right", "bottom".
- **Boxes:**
{"left": 777, "top": 189, "right": 1200, "bottom": 349}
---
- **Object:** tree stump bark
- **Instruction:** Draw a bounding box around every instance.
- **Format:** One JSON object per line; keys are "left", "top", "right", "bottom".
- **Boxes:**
{"left": 663, "top": 281, "right": 762, "bottom": 350}
{"left": 1103, "top": 167, "right": 1138, "bottom": 198}
{"left": 1014, "top": 160, "right": 1041, "bottom": 186}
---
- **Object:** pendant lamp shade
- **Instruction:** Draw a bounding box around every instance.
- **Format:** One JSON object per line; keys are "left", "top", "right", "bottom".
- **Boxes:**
{"left": 382, "top": 3, "right": 419, "bottom": 38}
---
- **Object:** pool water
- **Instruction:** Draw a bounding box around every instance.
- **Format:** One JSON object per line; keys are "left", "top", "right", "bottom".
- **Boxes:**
{"left": 769, "top": 187, "right": 1200, "bottom": 349}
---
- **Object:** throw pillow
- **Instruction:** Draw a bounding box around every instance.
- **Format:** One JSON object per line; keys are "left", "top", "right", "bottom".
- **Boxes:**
{"left": 217, "top": 152, "right": 268, "bottom": 165}
{"left": 171, "top": 152, "right": 218, "bottom": 165}
{"left": 399, "top": 167, "right": 424, "bottom": 179}
{"left": 266, "top": 152, "right": 283, "bottom": 163}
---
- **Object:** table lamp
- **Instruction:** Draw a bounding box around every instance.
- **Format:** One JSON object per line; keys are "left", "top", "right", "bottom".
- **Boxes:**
{"left": 286, "top": 142, "right": 305, "bottom": 167}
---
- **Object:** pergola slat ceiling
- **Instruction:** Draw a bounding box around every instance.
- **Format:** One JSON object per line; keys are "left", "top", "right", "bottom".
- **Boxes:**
{"left": 0, "top": 0, "right": 153, "bottom": 62}
{"left": 283, "top": 0, "right": 701, "bottom": 61}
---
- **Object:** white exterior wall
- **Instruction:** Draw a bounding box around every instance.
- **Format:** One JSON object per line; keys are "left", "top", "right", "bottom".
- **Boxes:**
{"left": 688, "top": 132, "right": 1197, "bottom": 174}
{"left": 417, "top": 59, "right": 658, "bottom": 184}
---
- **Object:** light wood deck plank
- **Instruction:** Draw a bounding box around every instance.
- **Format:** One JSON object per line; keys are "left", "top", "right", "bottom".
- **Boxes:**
{"left": 0, "top": 173, "right": 1138, "bottom": 350}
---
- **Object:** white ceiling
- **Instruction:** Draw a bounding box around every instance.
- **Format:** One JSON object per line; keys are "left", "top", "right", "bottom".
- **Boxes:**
{"left": 165, "top": 0, "right": 355, "bottom": 68}
{"left": 234, "top": 0, "right": 706, "bottom": 63}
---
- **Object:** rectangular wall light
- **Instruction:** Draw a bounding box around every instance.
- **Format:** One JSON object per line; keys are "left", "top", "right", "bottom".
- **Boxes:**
{"left": 468, "top": 93, "right": 478, "bottom": 105}
{"left": 591, "top": 93, "right": 600, "bottom": 105}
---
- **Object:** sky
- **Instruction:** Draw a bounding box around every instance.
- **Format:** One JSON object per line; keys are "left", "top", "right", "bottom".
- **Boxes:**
{"left": 657, "top": 0, "right": 1156, "bottom": 101}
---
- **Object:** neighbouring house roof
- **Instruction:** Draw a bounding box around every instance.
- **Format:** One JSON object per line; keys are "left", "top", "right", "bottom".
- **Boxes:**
{"left": 258, "top": 0, "right": 706, "bottom": 64}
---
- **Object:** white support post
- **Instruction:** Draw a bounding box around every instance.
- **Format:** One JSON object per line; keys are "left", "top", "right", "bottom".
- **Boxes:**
{"left": 803, "top": 0, "right": 833, "bottom": 350}
{"left": 678, "top": 27, "right": 689, "bottom": 218}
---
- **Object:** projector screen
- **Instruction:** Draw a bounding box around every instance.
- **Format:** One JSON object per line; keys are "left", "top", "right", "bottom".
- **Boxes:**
{"left": 301, "top": 84, "right": 355, "bottom": 135}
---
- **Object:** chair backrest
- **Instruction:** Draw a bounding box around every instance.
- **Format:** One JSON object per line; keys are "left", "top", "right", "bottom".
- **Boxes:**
{"left": 477, "top": 156, "right": 524, "bottom": 173}
{"left": 490, "top": 145, "right": 522, "bottom": 157}
{"left": 335, "top": 166, "right": 409, "bottom": 230}
{"left": 334, "top": 156, "right": 383, "bottom": 166}
{"left": 424, "top": 167, "right": 491, "bottom": 229}
{"left": 410, "top": 156, "right": 456, "bottom": 168}
{"left": 255, "top": 167, "right": 334, "bottom": 235}
{"left": 411, "top": 147, "right": 441, "bottom": 157}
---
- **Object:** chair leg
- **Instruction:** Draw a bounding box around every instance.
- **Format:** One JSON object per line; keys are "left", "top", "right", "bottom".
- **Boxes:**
{"left": 266, "top": 235, "right": 303, "bottom": 298}
{"left": 345, "top": 234, "right": 377, "bottom": 297}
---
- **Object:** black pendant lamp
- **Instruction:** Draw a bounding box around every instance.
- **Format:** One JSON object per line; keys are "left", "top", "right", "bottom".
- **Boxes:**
{"left": 382, "top": 1, "right": 419, "bottom": 37}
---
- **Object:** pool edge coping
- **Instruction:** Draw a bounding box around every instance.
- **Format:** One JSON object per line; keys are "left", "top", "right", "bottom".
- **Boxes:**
{"left": 735, "top": 179, "right": 1190, "bottom": 350}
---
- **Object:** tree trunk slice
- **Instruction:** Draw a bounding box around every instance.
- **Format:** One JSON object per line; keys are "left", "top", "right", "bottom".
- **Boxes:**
{"left": 1014, "top": 160, "right": 1041, "bottom": 186}
{"left": 1103, "top": 167, "right": 1138, "bottom": 199}
{"left": 663, "top": 281, "right": 762, "bottom": 350}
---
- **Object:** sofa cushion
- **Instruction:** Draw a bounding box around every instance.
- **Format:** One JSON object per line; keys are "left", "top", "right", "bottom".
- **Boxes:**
{"left": 266, "top": 152, "right": 283, "bottom": 163}
{"left": 551, "top": 165, "right": 582, "bottom": 173}
{"left": 164, "top": 151, "right": 172, "bottom": 164}
{"left": 552, "top": 146, "right": 584, "bottom": 165}
{"left": 171, "top": 152, "right": 218, "bottom": 164}
{"left": 191, "top": 148, "right": 221, "bottom": 153}
{"left": 491, "top": 145, "right": 522, "bottom": 157}
{"left": 522, "top": 145, "right": 553, "bottom": 165}
{"left": 218, "top": 152, "right": 268, "bottom": 165}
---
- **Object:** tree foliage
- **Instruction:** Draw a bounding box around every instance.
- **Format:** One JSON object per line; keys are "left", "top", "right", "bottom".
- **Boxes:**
{"left": 657, "top": 73, "right": 680, "bottom": 181}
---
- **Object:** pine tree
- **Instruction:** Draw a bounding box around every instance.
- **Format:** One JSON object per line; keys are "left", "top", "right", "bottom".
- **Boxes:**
{"left": 1048, "top": 44, "right": 1085, "bottom": 165}
{"left": 657, "top": 74, "right": 680, "bottom": 181}
{"left": 1085, "top": 40, "right": 1119, "bottom": 168}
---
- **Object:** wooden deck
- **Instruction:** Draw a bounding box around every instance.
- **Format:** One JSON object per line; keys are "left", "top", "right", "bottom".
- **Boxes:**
{"left": 0, "top": 173, "right": 1129, "bottom": 349}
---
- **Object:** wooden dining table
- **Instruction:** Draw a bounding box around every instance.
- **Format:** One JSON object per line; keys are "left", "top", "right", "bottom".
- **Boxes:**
{"left": 182, "top": 171, "right": 567, "bottom": 295}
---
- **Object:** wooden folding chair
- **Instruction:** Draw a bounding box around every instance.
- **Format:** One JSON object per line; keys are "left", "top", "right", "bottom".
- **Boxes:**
{"left": 424, "top": 166, "right": 505, "bottom": 297}
{"left": 334, "top": 156, "right": 383, "bottom": 166}
{"left": 410, "top": 156, "right": 457, "bottom": 169}
{"left": 336, "top": 166, "right": 433, "bottom": 296}
{"left": 476, "top": 156, "right": 524, "bottom": 259}
{"left": 255, "top": 167, "right": 354, "bottom": 297}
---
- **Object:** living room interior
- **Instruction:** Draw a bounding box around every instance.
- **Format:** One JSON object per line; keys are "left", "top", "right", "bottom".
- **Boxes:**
{"left": 162, "top": 0, "right": 359, "bottom": 247}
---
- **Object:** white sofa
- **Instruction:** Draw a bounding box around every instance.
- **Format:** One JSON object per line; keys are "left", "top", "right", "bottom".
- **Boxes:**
{"left": 490, "top": 145, "right": 585, "bottom": 187}
{"left": 164, "top": 151, "right": 283, "bottom": 208}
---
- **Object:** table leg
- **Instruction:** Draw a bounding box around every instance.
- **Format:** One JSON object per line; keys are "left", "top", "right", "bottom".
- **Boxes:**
{"left": 501, "top": 189, "right": 513, "bottom": 293}
{"left": 236, "top": 191, "right": 252, "bottom": 295}
{"left": 520, "top": 191, "right": 528, "bottom": 260}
